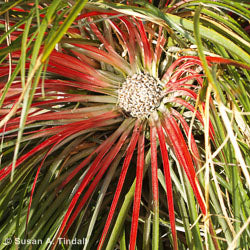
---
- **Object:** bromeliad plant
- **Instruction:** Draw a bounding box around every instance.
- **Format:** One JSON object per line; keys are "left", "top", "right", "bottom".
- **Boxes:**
{"left": 1, "top": 1, "right": 250, "bottom": 249}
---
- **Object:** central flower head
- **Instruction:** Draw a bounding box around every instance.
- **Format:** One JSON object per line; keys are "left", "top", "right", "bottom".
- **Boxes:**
{"left": 118, "top": 72, "right": 163, "bottom": 118}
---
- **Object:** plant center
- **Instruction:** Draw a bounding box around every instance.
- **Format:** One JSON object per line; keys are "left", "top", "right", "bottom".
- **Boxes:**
{"left": 118, "top": 73, "right": 163, "bottom": 118}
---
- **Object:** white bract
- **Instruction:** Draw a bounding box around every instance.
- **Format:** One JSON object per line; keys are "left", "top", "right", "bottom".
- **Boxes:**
{"left": 118, "top": 73, "right": 163, "bottom": 118}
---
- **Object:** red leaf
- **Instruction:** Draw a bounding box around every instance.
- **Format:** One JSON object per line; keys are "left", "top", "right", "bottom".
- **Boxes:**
{"left": 154, "top": 27, "right": 166, "bottom": 69}
{"left": 206, "top": 56, "right": 250, "bottom": 70}
{"left": 167, "top": 97, "right": 215, "bottom": 140}
{"left": 171, "top": 109, "right": 201, "bottom": 169}
{"left": 61, "top": 121, "right": 134, "bottom": 237}
{"left": 48, "top": 51, "right": 99, "bottom": 77}
{"left": 150, "top": 125, "right": 159, "bottom": 210}
{"left": 57, "top": 118, "right": 128, "bottom": 191}
{"left": 0, "top": 112, "right": 120, "bottom": 180}
{"left": 88, "top": 20, "right": 131, "bottom": 75}
{"left": 162, "top": 56, "right": 205, "bottom": 81}
{"left": 25, "top": 130, "right": 73, "bottom": 233}
{"left": 98, "top": 121, "right": 141, "bottom": 250}
{"left": 76, "top": 11, "right": 118, "bottom": 20}
{"left": 72, "top": 43, "right": 131, "bottom": 75}
{"left": 161, "top": 113, "right": 206, "bottom": 215}
{"left": 47, "top": 63, "right": 109, "bottom": 88}
{"left": 134, "top": 19, "right": 152, "bottom": 70}
{"left": 156, "top": 122, "right": 178, "bottom": 250}
{"left": 167, "top": 74, "right": 203, "bottom": 88}
{"left": 108, "top": 19, "right": 136, "bottom": 70}
{"left": 129, "top": 128, "right": 145, "bottom": 250}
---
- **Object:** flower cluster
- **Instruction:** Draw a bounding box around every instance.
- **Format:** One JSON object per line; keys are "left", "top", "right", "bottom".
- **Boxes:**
{"left": 118, "top": 72, "right": 163, "bottom": 118}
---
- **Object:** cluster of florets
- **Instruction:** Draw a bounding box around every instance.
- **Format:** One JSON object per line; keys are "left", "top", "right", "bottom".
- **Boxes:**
{"left": 118, "top": 72, "right": 164, "bottom": 119}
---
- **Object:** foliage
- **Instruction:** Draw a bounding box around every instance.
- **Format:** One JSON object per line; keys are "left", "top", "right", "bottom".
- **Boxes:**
{"left": 0, "top": 0, "right": 250, "bottom": 249}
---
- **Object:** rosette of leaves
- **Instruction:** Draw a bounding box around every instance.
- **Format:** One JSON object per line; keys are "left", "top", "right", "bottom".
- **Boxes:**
{"left": 0, "top": 1, "right": 250, "bottom": 249}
